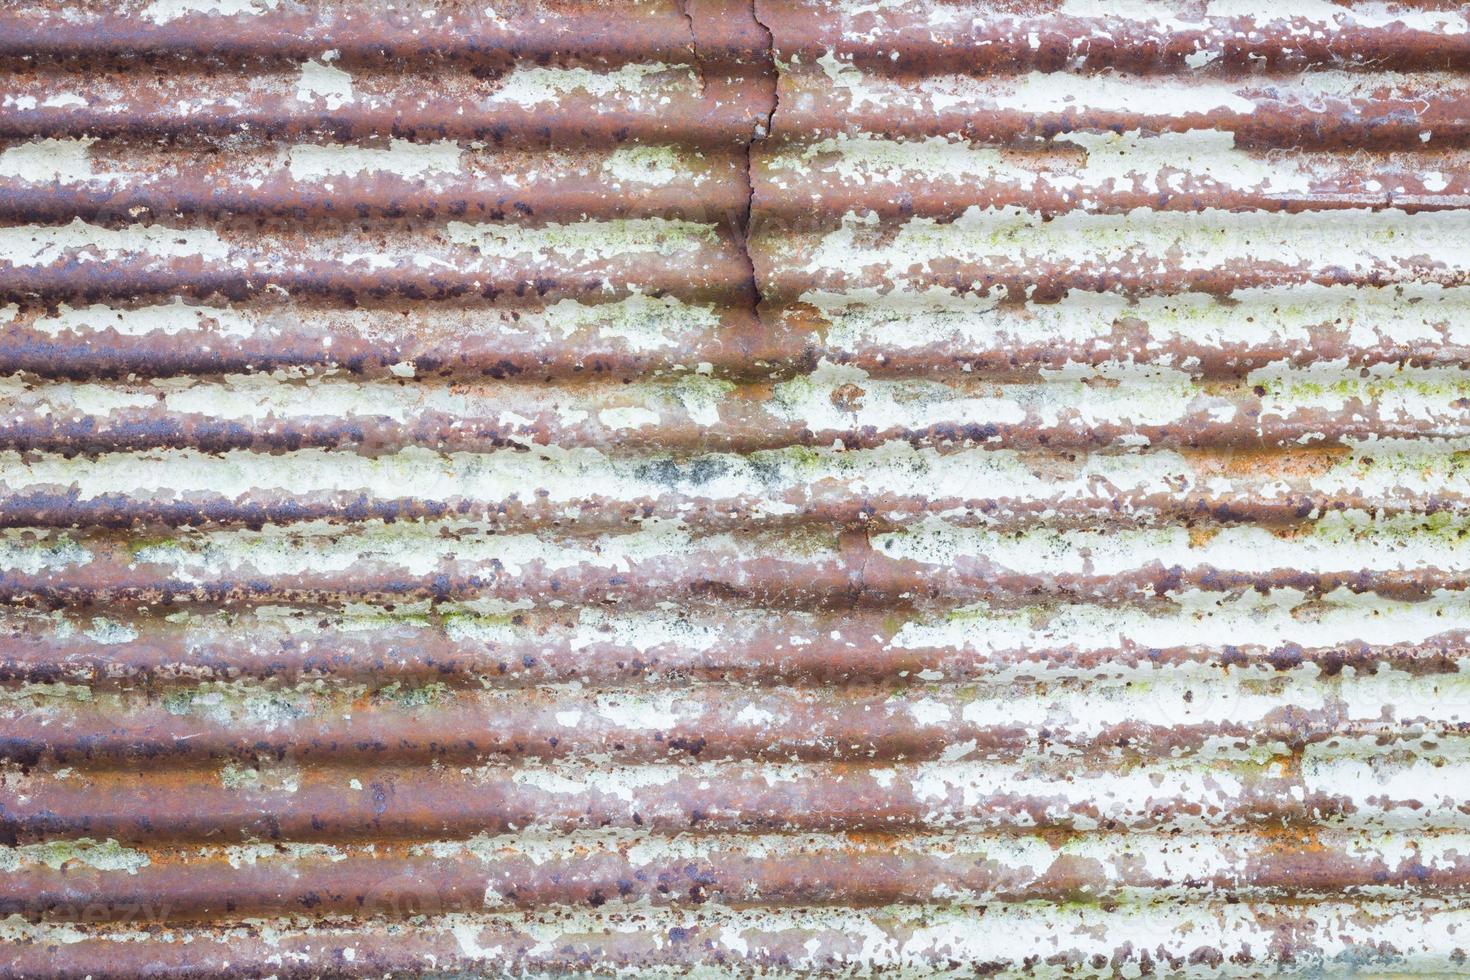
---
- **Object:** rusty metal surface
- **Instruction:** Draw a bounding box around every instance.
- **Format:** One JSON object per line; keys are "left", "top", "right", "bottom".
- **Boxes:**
{"left": 2, "top": 0, "right": 1470, "bottom": 975}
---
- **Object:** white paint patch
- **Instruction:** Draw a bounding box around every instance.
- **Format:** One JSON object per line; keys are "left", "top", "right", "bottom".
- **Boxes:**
{"left": 548, "top": 291, "right": 720, "bottom": 353}
{"left": 773, "top": 127, "right": 1329, "bottom": 200}
{"left": 1056, "top": 0, "right": 1190, "bottom": 26}
{"left": 0, "top": 138, "right": 96, "bottom": 184}
{"left": 0, "top": 839, "right": 149, "bottom": 875}
{"left": 507, "top": 763, "right": 679, "bottom": 804}
{"left": 141, "top": 0, "right": 278, "bottom": 23}
{"left": 907, "top": 698, "right": 953, "bottom": 726}
{"left": 569, "top": 607, "right": 724, "bottom": 656}
{"left": 593, "top": 692, "right": 693, "bottom": 731}
{"left": 446, "top": 217, "right": 714, "bottom": 261}
{"left": 295, "top": 55, "right": 354, "bottom": 110}
{"left": 489, "top": 63, "right": 694, "bottom": 108}
{"left": 669, "top": 374, "right": 731, "bottom": 427}
{"left": 1205, "top": 0, "right": 1469, "bottom": 34}
{"left": 1057, "top": 129, "right": 1313, "bottom": 194}
{"left": 287, "top": 140, "right": 462, "bottom": 181}
{"left": 597, "top": 406, "right": 660, "bottom": 430}
{"left": 875, "top": 511, "right": 1470, "bottom": 583}
{"left": 1249, "top": 361, "right": 1470, "bottom": 427}
{"left": 804, "top": 206, "right": 1470, "bottom": 285}
{"left": 770, "top": 359, "right": 1026, "bottom": 433}
{"left": 734, "top": 704, "right": 776, "bottom": 727}
{"left": 122, "top": 517, "right": 699, "bottom": 583}
{"left": 891, "top": 587, "right": 1470, "bottom": 660}
{"left": 806, "top": 282, "right": 1470, "bottom": 357}
{"left": 988, "top": 71, "right": 1257, "bottom": 116}
{"left": 600, "top": 145, "right": 688, "bottom": 186}
{"left": 784, "top": 133, "right": 1012, "bottom": 185}
{"left": 83, "top": 618, "right": 137, "bottom": 645}
{"left": 0, "top": 218, "right": 229, "bottom": 266}
{"left": 1184, "top": 48, "right": 1221, "bottom": 69}
{"left": 28, "top": 298, "right": 256, "bottom": 339}
{"left": 0, "top": 533, "right": 89, "bottom": 576}
{"left": 220, "top": 841, "right": 344, "bottom": 869}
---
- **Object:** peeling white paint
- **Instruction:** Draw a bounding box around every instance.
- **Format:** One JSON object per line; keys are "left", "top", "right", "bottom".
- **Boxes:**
{"left": 295, "top": 55, "right": 354, "bottom": 110}
{"left": 446, "top": 217, "right": 715, "bottom": 261}
{"left": 140, "top": 0, "right": 278, "bottom": 24}
{"left": 25, "top": 298, "right": 256, "bottom": 339}
{"left": 0, "top": 218, "right": 229, "bottom": 266}
{"left": 286, "top": 140, "right": 462, "bottom": 181}
{"left": 0, "top": 138, "right": 96, "bottom": 183}
{"left": 489, "top": 63, "right": 695, "bottom": 108}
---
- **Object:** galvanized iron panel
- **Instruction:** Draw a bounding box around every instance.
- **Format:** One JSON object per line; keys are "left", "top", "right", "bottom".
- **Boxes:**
{"left": 2, "top": 0, "right": 1469, "bottom": 975}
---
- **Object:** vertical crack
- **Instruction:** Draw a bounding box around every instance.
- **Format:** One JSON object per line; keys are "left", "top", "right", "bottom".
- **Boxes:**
{"left": 748, "top": 0, "right": 777, "bottom": 143}
{"left": 672, "top": 0, "right": 707, "bottom": 96}
{"left": 743, "top": 0, "right": 777, "bottom": 328}
{"left": 685, "top": 0, "right": 777, "bottom": 330}
{"left": 739, "top": 0, "right": 776, "bottom": 322}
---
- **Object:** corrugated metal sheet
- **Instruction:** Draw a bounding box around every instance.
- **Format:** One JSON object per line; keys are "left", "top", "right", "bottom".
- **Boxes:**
{"left": 2, "top": 0, "right": 1469, "bottom": 974}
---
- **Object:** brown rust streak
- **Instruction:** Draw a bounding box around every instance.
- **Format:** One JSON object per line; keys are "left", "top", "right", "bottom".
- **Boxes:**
{"left": 0, "top": 678, "right": 1443, "bottom": 769}
{"left": 5, "top": 375, "right": 1470, "bottom": 454}
{"left": 759, "top": 1, "right": 1470, "bottom": 75}
{"left": 4, "top": 831, "right": 1469, "bottom": 925}
{"left": 2, "top": 600, "right": 1459, "bottom": 689}
{"left": 0, "top": 757, "right": 1360, "bottom": 846}
{"left": 0, "top": 139, "right": 752, "bottom": 224}
{"left": 0, "top": 2, "right": 696, "bottom": 61}
{"left": 769, "top": 62, "right": 1470, "bottom": 150}
{"left": 2, "top": 517, "right": 1465, "bottom": 606}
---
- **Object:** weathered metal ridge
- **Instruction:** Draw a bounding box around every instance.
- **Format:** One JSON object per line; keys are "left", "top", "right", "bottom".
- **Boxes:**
{"left": 3, "top": 0, "right": 1470, "bottom": 975}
